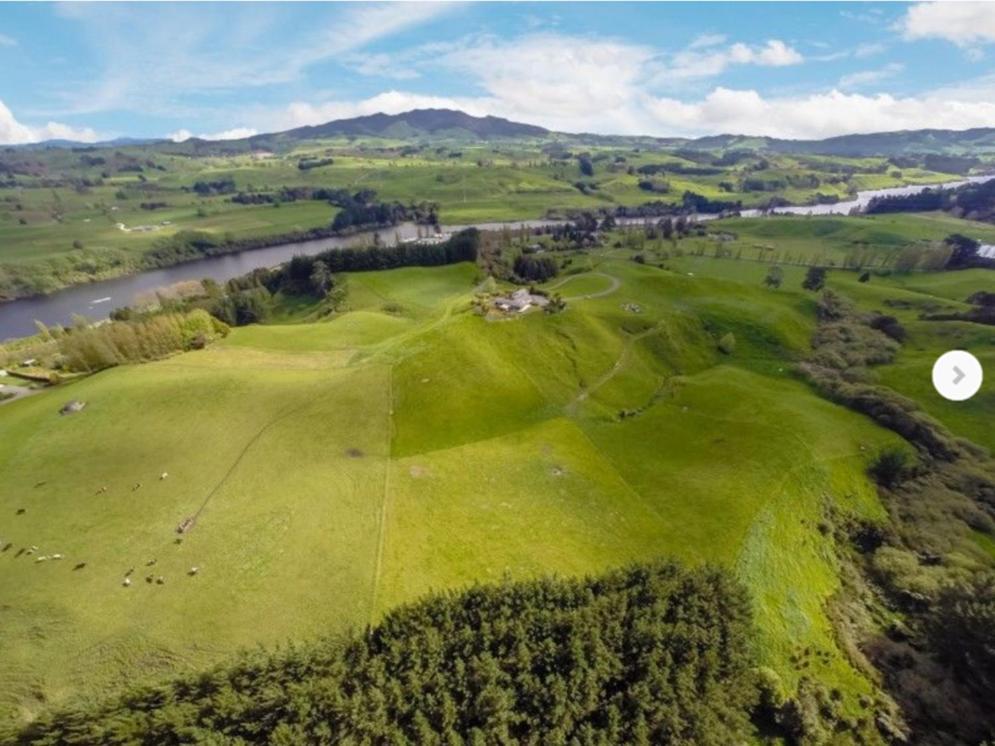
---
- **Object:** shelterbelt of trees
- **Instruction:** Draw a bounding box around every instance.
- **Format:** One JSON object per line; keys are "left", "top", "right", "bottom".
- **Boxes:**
{"left": 866, "top": 177, "right": 995, "bottom": 228}
{"left": 13, "top": 561, "right": 761, "bottom": 745}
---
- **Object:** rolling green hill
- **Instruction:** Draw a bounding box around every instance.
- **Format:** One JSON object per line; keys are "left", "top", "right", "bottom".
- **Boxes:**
{"left": 1, "top": 252, "right": 911, "bottom": 734}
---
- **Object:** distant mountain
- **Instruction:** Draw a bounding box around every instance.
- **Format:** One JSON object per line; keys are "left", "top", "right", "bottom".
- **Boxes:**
{"left": 268, "top": 109, "right": 550, "bottom": 141}
{"left": 20, "top": 108, "right": 995, "bottom": 159}
{"left": 7, "top": 136, "right": 167, "bottom": 151}
{"left": 689, "top": 129, "right": 995, "bottom": 157}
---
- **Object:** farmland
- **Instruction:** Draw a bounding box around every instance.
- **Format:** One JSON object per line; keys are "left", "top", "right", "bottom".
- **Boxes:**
{"left": 1, "top": 120, "right": 994, "bottom": 742}
{"left": 0, "top": 130, "right": 979, "bottom": 300}
{"left": 4, "top": 233, "right": 966, "bottom": 731}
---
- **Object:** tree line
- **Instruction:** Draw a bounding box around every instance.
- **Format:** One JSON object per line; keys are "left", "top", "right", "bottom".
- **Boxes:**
{"left": 133, "top": 229, "right": 482, "bottom": 328}
{"left": 14, "top": 561, "right": 760, "bottom": 745}
{"left": 799, "top": 290, "right": 995, "bottom": 742}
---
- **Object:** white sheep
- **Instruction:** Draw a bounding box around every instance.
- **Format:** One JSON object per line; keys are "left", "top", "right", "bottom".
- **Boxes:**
{"left": 122, "top": 578, "right": 132, "bottom": 587}
{"left": 35, "top": 556, "right": 48, "bottom": 563}
{"left": 52, "top": 553, "right": 63, "bottom": 560}
{"left": 160, "top": 472, "right": 168, "bottom": 480}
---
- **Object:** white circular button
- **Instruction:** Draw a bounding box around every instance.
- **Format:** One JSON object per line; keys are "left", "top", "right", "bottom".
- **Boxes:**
{"left": 932, "top": 350, "right": 983, "bottom": 402}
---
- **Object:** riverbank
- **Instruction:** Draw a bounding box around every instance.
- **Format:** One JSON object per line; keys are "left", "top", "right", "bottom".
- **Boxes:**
{"left": 1, "top": 175, "right": 992, "bottom": 340}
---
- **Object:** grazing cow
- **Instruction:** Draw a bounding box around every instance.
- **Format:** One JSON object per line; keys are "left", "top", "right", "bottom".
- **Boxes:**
{"left": 155, "top": 576, "right": 165, "bottom": 585}
{"left": 74, "top": 562, "right": 87, "bottom": 571}
{"left": 125, "top": 568, "right": 134, "bottom": 577}
{"left": 146, "top": 558, "right": 157, "bottom": 566}
{"left": 145, "top": 575, "right": 154, "bottom": 583}
{"left": 16, "top": 508, "right": 25, "bottom": 515}
{"left": 95, "top": 486, "right": 107, "bottom": 495}
{"left": 132, "top": 483, "right": 142, "bottom": 491}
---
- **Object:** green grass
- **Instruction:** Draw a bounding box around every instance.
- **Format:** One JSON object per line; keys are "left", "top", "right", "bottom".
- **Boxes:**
{"left": 1, "top": 244, "right": 974, "bottom": 730}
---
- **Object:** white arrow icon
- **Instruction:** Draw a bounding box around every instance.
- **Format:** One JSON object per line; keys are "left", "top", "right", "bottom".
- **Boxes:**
{"left": 933, "top": 351, "right": 982, "bottom": 401}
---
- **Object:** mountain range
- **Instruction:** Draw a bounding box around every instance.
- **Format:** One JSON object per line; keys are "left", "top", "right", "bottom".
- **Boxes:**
{"left": 15, "top": 108, "right": 995, "bottom": 157}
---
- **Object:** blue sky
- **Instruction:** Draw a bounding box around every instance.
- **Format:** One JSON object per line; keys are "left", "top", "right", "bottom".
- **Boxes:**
{"left": 2, "top": 2, "right": 995, "bottom": 143}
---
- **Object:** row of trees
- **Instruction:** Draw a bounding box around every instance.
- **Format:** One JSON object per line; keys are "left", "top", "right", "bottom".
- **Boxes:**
{"left": 866, "top": 177, "right": 995, "bottom": 226}
{"left": 40, "top": 309, "right": 229, "bottom": 373}
{"left": 16, "top": 561, "right": 760, "bottom": 744}
{"left": 140, "top": 229, "right": 482, "bottom": 328}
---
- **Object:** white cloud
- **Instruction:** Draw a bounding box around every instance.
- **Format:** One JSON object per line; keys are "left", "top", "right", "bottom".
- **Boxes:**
{"left": 838, "top": 62, "right": 904, "bottom": 90}
{"left": 664, "top": 38, "right": 803, "bottom": 81}
{"left": 168, "top": 126, "right": 258, "bottom": 142}
{"left": 0, "top": 32, "right": 17, "bottom": 47}
{"left": 899, "top": 2, "right": 995, "bottom": 46}
{"left": 202, "top": 127, "right": 257, "bottom": 141}
{"left": 440, "top": 34, "right": 654, "bottom": 132}
{"left": 253, "top": 28, "right": 995, "bottom": 140}
{"left": 0, "top": 99, "right": 99, "bottom": 144}
{"left": 644, "top": 86, "right": 995, "bottom": 139}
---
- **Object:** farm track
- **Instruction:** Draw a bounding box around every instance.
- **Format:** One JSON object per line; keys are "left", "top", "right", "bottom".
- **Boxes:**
{"left": 565, "top": 320, "right": 661, "bottom": 413}
{"left": 189, "top": 384, "right": 329, "bottom": 526}
{"left": 547, "top": 272, "right": 621, "bottom": 301}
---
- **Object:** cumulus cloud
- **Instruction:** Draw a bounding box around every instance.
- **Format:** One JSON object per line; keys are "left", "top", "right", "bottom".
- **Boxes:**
{"left": 899, "top": 2, "right": 995, "bottom": 46}
{"left": 0, "top": 99, "right": 99, "bottom": 144}
{"left": 644, "top": 86, "right": 995, "bottom": 139}
{"left": 168, "top": 126, "right": 258, "bottom": 142}
{"left": 665, "top": 38, "right": 804, "bottom": 80}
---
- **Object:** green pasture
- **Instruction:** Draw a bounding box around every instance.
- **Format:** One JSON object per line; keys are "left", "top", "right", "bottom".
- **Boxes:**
{"left": 0, "top": 253, "right": 918, "bottom": 729}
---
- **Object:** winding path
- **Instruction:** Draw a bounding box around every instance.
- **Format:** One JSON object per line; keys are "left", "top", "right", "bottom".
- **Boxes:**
{"left": 546, "top": 272, "right": 621, "bottom": 301}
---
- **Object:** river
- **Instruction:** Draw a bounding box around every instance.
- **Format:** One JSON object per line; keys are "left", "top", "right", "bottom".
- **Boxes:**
{"left": 0, "top": 177, "right": 990, "bottom": 340}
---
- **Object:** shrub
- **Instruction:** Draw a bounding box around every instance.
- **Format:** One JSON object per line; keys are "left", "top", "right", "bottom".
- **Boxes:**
{"left": 869, "top": 446, "right": 913, "bottom": 488}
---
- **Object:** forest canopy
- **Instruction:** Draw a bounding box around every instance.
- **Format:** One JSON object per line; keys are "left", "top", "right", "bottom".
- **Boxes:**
{"left": 14, "top": 561, "right": 759, "bottom": 745}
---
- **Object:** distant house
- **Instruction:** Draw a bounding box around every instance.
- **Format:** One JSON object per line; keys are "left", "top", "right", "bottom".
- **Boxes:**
{"left": 493, "top": 287, "right": 549, "bottom": 313}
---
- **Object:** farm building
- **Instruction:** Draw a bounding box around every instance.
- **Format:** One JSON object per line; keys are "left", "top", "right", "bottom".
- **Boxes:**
{"left": 493, "top": 288, "right": 550, "bottom": 313}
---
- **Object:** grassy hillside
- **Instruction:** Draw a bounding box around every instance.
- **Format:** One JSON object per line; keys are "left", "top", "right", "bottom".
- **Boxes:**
{"left": 0, "top": 249, "right": 918, "bottom": 732}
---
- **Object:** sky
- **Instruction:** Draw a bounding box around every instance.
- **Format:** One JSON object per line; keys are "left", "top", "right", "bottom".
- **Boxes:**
{"left": 2, "top": 1, "right": 995, "bottom": 144}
